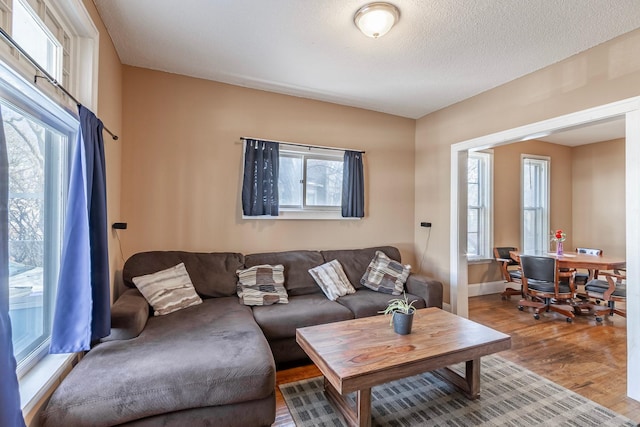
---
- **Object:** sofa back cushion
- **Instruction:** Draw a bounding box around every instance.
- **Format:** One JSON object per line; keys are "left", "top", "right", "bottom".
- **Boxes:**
{"left": 320, "top": 246, "right": 402, "bottom": 289}
{"left": 244, "top": 250, "right": 323, "bottom": 296}
{"left": 123, "top": 251, "right": 244, "bottom": 298}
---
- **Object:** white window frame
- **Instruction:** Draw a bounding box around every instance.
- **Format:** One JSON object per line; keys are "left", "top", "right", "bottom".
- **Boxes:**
{"left": 0, "top": 0, "right": 99, "bottom": 110}
{"left": 467, "top": 151, "right": 493, "bottom": 262}
{"left": 521, "top": 155, "right": 550, "bottom": 253}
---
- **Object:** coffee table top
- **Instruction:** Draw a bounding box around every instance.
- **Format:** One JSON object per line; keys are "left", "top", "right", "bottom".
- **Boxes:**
{"left": 297, "top": 307, "right": 511, "bottom": 393}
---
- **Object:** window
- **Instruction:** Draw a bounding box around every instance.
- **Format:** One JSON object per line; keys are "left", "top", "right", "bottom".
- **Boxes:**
{"left": 467, "top": 151, "right": 493, "bottom": 260}
{"left": 522, "top": 156, "right": 550, "bottom": 253}
{"left": 12, "top": 0, "right": 62, "bottom": 82}
{"left": 0, "top": 0, "right": 95, "bottom": 375}
{"left": 2, "top": 60, "right": 76, "bottom": 375}
{"left": 278, "top": 147, "right": 343, "bottom": 212}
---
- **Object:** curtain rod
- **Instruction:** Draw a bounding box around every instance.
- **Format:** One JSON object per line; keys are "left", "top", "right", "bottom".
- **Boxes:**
{"left": 0, "top": 26, "right": 119, "bottom": 141}
{"left": 240, "top": 136, "right": 364, "bottom": 154}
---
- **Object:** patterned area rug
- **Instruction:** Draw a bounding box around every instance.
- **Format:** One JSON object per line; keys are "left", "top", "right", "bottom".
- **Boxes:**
{"left": 280, "top": 355, "right": 638, "bottom": 426}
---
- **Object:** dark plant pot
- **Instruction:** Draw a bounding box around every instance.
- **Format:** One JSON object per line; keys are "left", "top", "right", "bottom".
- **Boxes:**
{"left": 392, "top": 310, "right": 414, "bottom": 335}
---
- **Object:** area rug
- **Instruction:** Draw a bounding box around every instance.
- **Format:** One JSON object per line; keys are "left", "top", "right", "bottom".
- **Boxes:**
{"left": 280, "top": 355, "right": 638, "bottom": 426}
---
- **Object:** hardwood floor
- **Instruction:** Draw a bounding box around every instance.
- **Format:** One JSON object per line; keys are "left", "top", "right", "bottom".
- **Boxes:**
{"left": 273, "top": 294, "right": 640, "bottom": 426}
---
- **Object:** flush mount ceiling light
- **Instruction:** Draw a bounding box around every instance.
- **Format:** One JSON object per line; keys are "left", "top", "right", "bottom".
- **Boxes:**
{"left": 354, "top": 2, "right": 400, "bottom": 38}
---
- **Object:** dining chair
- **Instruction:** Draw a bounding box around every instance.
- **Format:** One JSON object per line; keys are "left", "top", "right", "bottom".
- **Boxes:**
{"left": 584, "top": 271, "right": 626, "bottom": 322}
{"left": 574, "top": 247, "right": 603, "bottom": 287}
{"left": 493, "top": 247, "right": 522, "bottom": 300}
{"left": 518, "top": 255, "right": 576, "bottom": 322}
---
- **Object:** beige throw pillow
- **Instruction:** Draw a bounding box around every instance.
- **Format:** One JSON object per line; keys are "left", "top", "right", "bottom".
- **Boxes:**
{"left": 309, "top": 259, "right": 356, "bottom": 301}
{"left": 360, "top": 250, "right": 411, "bottom": 295}
{"left": 236, "top": 264, "right": 289, "bottom": 306}
{"left": 132, "top": 262, "right": 202, "bottom": 316}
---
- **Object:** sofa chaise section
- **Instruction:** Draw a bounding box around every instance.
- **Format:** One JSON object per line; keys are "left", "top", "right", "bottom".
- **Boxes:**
{"left": 42, "top": 297, "right": 275, "bottom": 427}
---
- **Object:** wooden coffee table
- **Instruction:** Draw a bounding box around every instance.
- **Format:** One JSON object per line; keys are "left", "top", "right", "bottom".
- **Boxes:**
{"left": 296, "top": 307, "right": 511, "bottom": 427}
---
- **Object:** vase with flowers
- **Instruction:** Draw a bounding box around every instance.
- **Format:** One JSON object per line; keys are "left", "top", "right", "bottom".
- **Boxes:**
{"left": 552, "top": 229, "right": 566, "bottom": 255}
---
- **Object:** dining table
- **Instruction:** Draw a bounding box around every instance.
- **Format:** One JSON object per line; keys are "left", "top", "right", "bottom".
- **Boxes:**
{"left": 509, "top": 250, "right": 626, "bottom": 318}
{"left": 509, "top": 250, "right": 626, "bottom": 273}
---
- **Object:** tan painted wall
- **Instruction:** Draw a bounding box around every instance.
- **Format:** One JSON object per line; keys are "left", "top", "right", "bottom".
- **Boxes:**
{"left": 468, "top": 140, "right": 573, "bottom": 285}
{"left": 415, "top": 29, "right": 640, "bottom": 302}
{"left": 120, "top": 67, "right": 417, "bottom": 265}
{"left": 572, "top": 138, "right": 626, "bottom": 257}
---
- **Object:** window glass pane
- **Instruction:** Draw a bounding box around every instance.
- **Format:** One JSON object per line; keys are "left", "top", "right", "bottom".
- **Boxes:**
{"left": 305, "top": 158, "right": 343, "bottom": 207}
{"left": 468, "top": 182, "right": 479, "bottom": 206}
{"left": 4, "top": 100, "right": 66, "bottom": 364}
{"left": 467, "top": 157, "right": 479, "bottom": 183}
{"left": 12, "top": 0, "right": 61, "bottom": 80}
{"left": 278, "top": 155, "right": 302, "bottom": 207}
{"left": 468, "top": 208, "right": 479, "bottom": 233}
{"left": 467, "top": 233, "right": 478, "bottom": 256}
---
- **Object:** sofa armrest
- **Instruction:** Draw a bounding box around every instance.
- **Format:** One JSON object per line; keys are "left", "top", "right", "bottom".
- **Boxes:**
{"left": 405, "top": 274, "right": 443, "bottom": 309}
{"left": 101, "top": 288, "right": 149, "bottom": 342}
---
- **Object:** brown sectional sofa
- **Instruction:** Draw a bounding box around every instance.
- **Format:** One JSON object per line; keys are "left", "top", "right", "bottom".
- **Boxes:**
{"left": 42, "top": 246, "right": 443, "bottom": 427}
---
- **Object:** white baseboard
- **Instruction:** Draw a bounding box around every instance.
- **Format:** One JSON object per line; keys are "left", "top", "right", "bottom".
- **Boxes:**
{"left": 468, "top": 281, "right": 513, "bottom": 297}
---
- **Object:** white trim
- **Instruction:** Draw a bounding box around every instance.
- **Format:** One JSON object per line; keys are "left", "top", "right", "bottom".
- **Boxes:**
{"left": 451, "top": 95, "right": 640, "bottom": 401}
{"left": 625, "top": 108, "right": 640, "bottom": 401}
{"left": 19, "top": 353, "right": 76, "bottom": 414}
{"left": 468, "top": 281, "right": 511, "bottom": 297}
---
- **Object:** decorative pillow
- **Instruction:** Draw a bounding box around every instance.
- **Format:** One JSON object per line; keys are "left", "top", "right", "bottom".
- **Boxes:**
{"left": 236, "top": 264, "right": 288, "bottom": 306}
{"left": 132, "top": 262, "right": 202, "bottom": 316}
{"left": 360, "top": 251, "right": 411, "bottom": 295}
{"left": 308, "top": 259, "right": 356, "bottom": 301}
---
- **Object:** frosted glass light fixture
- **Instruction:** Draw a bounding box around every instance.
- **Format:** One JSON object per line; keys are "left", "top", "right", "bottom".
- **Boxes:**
{"left": 354, "top": 2, "right": 400, "bottom": 38}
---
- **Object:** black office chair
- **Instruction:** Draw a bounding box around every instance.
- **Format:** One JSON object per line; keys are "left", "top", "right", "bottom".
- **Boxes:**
{"left": 518, "top": 255, "right": 576, "bottom": 322}
{"left": 493, "top": 247, "right": 522, "bottom": 300}
{"left": 584, "top": 272, "right": 626, "bottom": 322}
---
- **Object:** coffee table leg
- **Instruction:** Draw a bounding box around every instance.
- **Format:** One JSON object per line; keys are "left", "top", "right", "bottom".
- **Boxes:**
{"left": 433, "top": 358, "right": 481, "bottom": 399}
{"left": 324, "top": 377, "right": 372, "bottom": 427}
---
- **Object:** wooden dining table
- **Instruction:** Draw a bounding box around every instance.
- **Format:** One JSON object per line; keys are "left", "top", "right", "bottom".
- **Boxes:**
{"left": 509, "top": 250, "right": 626, "bottom": 272}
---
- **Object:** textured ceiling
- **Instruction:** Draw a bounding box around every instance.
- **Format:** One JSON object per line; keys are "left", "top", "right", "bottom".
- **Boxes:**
{"left": 94, "top": 0, "right": 640, "bottom": 119}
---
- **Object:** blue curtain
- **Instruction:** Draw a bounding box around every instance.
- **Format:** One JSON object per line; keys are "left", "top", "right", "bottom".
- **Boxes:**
{"left": 50, "top": 105, "right": 110, "bottom": 353}
{"left": 241, "top": 139, "right": 279, "bottom": 216}
{"left": 342, "top": 151, "right": 364, "bottom": 218}
{"left": 0, "top": 106, "right": 26, "bottom": 426}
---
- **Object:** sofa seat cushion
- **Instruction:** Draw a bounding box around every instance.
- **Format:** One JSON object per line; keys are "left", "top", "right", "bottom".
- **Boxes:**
{"left": 321, "top": 246, "right": 402, "bottom": 289}
{"left": 336, "top": 288, "right": 426, "bottom": 318}
{"left": 42, "top": 297, "right": 275, "bottom": 427}
{"left": 251, "top": 294, "right": 354, "bottom": 340}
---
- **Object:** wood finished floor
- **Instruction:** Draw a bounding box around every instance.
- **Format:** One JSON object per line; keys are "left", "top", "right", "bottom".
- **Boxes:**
{"left": 273, "top": 294, "right": 640, "bottom": 426}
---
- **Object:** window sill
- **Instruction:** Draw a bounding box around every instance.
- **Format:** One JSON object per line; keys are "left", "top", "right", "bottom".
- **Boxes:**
{"left": 467, "top": 258, "right": 493, "bottom": 265}
{"left": 243, "top": 211, "right": 361, "bottom": 220}
{"left": 19, "top": 353, "right": 76, "bottom": 416}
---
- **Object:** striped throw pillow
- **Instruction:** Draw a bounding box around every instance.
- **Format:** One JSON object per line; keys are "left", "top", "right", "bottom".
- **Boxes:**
{"left": 309, "top": 260, "right": 356, "bottom": 301}
{"left": 360, "top": 250, "right": 410, "bottom": 295}
{"left": 132, "top": 263, "right": 202, "bottom": 316}
{"left": 236, "top": 264, "right": 289, "bottom": 306}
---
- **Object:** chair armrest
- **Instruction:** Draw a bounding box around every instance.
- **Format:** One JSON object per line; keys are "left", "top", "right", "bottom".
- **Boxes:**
{"left": 405, "top": 273, "right": 443, "bottom": 309}
{"left": 101, "top": 288, "right": 150, "bottom": 342}
{"left": 599, "top": 272, "right": 626, "bottom": 300}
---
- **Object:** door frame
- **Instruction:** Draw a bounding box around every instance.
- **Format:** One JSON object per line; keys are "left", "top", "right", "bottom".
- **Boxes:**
{"left": 450, "top": 96, "right": 640, "bottom": 401}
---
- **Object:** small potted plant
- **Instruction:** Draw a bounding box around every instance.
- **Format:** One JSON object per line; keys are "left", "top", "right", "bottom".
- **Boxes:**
{"left": 380, "top": 292, "right": 418, "bottom": 335}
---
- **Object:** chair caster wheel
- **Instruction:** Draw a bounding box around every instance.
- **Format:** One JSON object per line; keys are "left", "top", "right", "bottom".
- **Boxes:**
{"left": 596, "top": 317, "right": 603, "bottom": 323}
{"left": 566, "top": 318, "right": 572, "bottom": 323}
{"left": 518, "top": 306, "right": 524, "bottom": 311}
{"left": 533, "top": 314, "right": 540, "bottom": 320}
{"left": 501, "top": 296, "right": 507, "bottom": 301}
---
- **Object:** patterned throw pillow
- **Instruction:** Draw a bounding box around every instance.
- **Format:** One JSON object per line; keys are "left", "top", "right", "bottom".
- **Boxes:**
{"left": 361, "top": 251, "right": 411, "bottom": 295}
{"left": 308, "top": 259, "right": 356, "bottom": 301}
{"left": 236, "top": 264, "right": 289, "bottom": 306}
{"left": 132, "top": 262, "right": 203, "bottom": 316}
